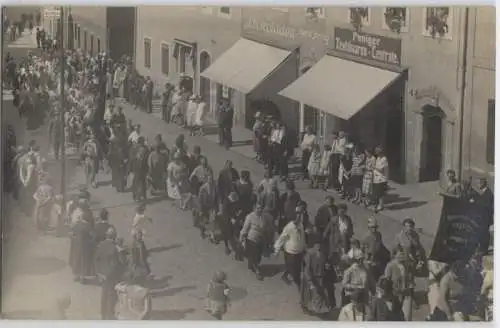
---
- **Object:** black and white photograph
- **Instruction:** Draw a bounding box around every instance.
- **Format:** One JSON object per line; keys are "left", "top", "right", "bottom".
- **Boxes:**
{"left": 0, "top": 5, "right": 495, "bottom": 322}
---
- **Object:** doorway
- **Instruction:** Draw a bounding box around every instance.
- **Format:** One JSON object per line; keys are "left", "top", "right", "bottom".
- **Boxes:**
{"left": 419, "top": 105, "right": 444, "bottom": 182}
{"left": 67, "top": 14, "right": 74, "bottom": 49}
{"left": 199, "top": 52, "right": 211, "bottom": 104}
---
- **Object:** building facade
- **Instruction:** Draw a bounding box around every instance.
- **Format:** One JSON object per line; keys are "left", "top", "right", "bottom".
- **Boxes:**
{"left": 135, "top": 6, "right": 243, "bottom": 121}
{"left": 240, "top": 6, "right": 474, "bottom": 184}
{"left": 462, "top": 7, "right": 495, "bottom": 186}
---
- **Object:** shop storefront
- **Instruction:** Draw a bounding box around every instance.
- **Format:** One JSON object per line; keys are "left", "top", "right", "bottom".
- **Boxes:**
{"left": 200, "top": 36, "right": 300, "bottom": 141}
{"left": 279, "top": 27, "right": 407, "bottom": 182}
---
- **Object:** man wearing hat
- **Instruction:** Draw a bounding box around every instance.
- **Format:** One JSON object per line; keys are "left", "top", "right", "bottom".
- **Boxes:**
{"left": 130, "top": 137, "right": 149, "bottom": 202}
{"left": 161, "top": 82, "right": 175, "bottom": 123}
{"left": 239, "top": 204, "right": 274, "bottom": 280}
{"left": 94, "top": 226, "right": 122, "bottom": 320}
{"left": 252, "top": 112, "right": 264, "bottom": 162}
{"left": 362, "top": 217, "right": 390, "bottom": 282}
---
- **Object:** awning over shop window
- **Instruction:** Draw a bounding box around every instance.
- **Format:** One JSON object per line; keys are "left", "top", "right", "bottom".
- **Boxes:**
{"left": 278, "top": 55, "right": 402, "bottom": 120}
{"left": 201, "top": 38, "right": 292, "bottom": 94}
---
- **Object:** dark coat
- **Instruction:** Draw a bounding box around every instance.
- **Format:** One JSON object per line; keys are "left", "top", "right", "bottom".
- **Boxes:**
{"left": 314, "top": 204, "right": 338, "bottom": 236}
{"left": 69, "top": 220, "right": 95, "bottom": 277}
{"left": 279, "top": 191, "right": 301, "bottom": 222}
{"left": 94, "top": 238, "right": 122, "bottom": 280}
{"left": 369, "top": 296, "right": 405, "bottom": 321}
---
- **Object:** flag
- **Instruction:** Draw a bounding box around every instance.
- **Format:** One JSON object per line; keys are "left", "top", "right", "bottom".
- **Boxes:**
{"left": 429, "top": 195, "right": 487, "bottom": 264}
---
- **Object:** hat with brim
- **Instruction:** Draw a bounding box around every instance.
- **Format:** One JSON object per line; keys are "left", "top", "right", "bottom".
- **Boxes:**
{"left": 402, "top": 217, "right": 415, "bottom": 227}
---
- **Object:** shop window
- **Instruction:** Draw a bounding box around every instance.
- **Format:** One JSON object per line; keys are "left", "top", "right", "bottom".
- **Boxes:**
{"left": 144, "top": 37, "right": 151, "bottom": 69}
{"left": 97, "top": 38, "right": 101, "bottom": 53}
{"left": 219, "top": 7, "right": 231, "bottom": 17}
{"left": 486, "top": 99, "right": 495, "bottom": 165}
{"left": 305, "top": 7, "right": 325, "bottom": 19}
{"left": 423, "top": 7, "right": 452, "bottom": 39}
{"left": 348, "top": 7, "right": 370, "bottom": 27}
{"left": 161, "top": 43, "right": 170, "bottom": 76}
{"left": 90, "top": 34, "right": 94, "bottom": 55}
{"left": 383, "top": 7, "right": 409, "bottom": 33}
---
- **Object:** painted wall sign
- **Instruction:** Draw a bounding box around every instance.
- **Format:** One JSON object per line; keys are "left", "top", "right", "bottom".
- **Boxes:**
{"left": 243, "top": 17, "right": 330, "bottom": 46}
{"left": 333, "top": 27, "right": 402, "bottom": 66}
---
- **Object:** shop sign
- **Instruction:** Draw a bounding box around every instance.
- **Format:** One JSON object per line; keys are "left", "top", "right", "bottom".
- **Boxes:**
{"left": 333, "top": 27, "right": 402, "bottom": 66}
{"left": 44, "top": 8, "right": 61, "bottom": 19}
{"left": 244, "top": 17, "right": 330, "bottom": 46}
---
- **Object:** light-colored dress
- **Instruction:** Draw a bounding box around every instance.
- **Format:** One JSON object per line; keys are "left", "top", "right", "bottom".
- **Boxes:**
{"left": 167, "top": 161, "right": 183, "bottom": 200}
{"left": 307, "top": 150, "right": 322, "bottom": 176}
{"left": 195, "top": 101, "right": 207, "bottom": 126}
{"left": 362, "top": 156, "right": 376, "bottom": 195}
{"left": 186, "top": 100, "right": 197, "bottom": 127}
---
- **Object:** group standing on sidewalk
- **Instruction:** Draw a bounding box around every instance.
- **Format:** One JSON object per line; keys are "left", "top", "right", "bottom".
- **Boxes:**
{"left": 3, "top": 33, "right": 494, "bottom": 322}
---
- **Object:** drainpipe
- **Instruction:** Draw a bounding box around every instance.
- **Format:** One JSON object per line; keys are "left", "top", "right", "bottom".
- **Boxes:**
{"left": 457, "top": 7, "right": 469, "bottom": 180}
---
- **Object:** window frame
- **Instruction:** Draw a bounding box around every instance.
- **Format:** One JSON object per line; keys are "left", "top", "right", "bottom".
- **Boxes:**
{"left": 143, "top": 37, "right": 152, "bottom": 69}
{"left": 160, "top": 41, "right": 170, "bottom": 76}
{"left": 305, "top": 7, "right": 325, "bottom": 19}
{"left": 218, "top": 6, "right": 231, "bottom": 18}
{"left": 382, "top": 7, "right": 410, "bottom": 33}
{"left": 90, "top": 33, "right": 94, "bottom": 55}
{"left": 83, "top": 29, "right": 88, "bottom": 53}
{"left": 347, "top": 7, "right": 371, "bottom": 27}
{"left": 486, "top": 99, "right": 495, "bottom": 165}
{"left": 422, "top": 7, "right": 453, "bottom": 40}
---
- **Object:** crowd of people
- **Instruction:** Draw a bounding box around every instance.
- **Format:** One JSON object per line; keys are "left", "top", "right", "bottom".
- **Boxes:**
{"left": 3, "top": 29, "right": 494, "bottom": 322}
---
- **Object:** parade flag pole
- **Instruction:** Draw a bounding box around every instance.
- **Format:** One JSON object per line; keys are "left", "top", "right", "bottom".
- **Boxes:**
{"left": 59, "top": 6, "right": 67, "bottom": 216}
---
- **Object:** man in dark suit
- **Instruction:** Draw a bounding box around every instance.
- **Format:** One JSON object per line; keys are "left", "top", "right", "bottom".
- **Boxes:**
{"left": 94, "top": 227, "right": 123, "bottom": 320}
{"left": 218, "top": 99, "right": 234, "bottom": 149}
{"left": 476, "top": 178, "right": 494, "bottom": 254}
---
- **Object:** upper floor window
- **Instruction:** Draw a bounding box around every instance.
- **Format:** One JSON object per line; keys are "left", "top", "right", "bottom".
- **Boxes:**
{"left": 161, "top": 43, "right": 170, "bottom": 76}
{"left": 348, "top": 7, "right": 370, "bottom": 29}
{"left": 144, "top": 37, "right": 152, "bottom": 69}
{"left": 305, "top": 7, "right": 325, "bottom": 19}
{"left": 219, "top": 7, "right": 231, "bottom": 17}
{"left": 383, "top": 7, "right": 409, "bottom": 33}
{"left": 486, "top": 99, "right": 495, "bottom": 165}
{"left": 423, "top": 7, "right": 452, "bottom": 39}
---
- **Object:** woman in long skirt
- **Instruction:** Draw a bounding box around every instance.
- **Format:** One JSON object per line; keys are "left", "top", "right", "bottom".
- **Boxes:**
{"left": 300, "top": 237, "right": 330, "bottom": 315}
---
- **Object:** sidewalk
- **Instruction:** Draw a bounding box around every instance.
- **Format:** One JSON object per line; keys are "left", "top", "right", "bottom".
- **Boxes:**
{"left": 146, "top": 100, "right": 442, "bottom": 237}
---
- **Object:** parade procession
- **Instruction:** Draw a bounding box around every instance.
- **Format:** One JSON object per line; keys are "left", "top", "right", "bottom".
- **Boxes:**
{"left": 1, "top": 5, "right": 495, "bottom": 322}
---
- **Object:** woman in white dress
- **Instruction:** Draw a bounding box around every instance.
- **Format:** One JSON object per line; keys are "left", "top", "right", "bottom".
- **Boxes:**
{"left": 194, "top": 96, "right": 207, "bottom": 134}
{"left": 167, "top": 152, "right": 183, "bottom": 201}
{"left": 186, "top": 94, "right": 198, "bottom": 131}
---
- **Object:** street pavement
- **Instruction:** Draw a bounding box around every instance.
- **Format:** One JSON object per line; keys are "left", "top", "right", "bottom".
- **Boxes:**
{"left": 3, "top": 99, "right": 433, "bottom": 321}
{"left": 3, "top": 31, "right": 433, "bottom": 320}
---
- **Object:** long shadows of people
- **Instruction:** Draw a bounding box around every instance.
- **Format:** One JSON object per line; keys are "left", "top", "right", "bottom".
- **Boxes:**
{"left": 145, "top": 275, "right": 173, "bottom": 290}
{"left": 148, "top": 308, "right": 195, "bottom": 320}
{"left": 384, "top": 193, "right": 428, "bottom": 211}
{"left": 260, "top": 263, "right": 286, "bottom": 278}
{"left": 149, "top": 243, "right": 183, "bottom": 253}
{"left": 150, "top": 285, "right": 197, "bottom": 298}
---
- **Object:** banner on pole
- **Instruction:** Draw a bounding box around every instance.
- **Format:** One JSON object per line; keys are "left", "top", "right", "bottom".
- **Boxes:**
{"left": 429, "top": 195, "right": 487, "bottom": 264}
